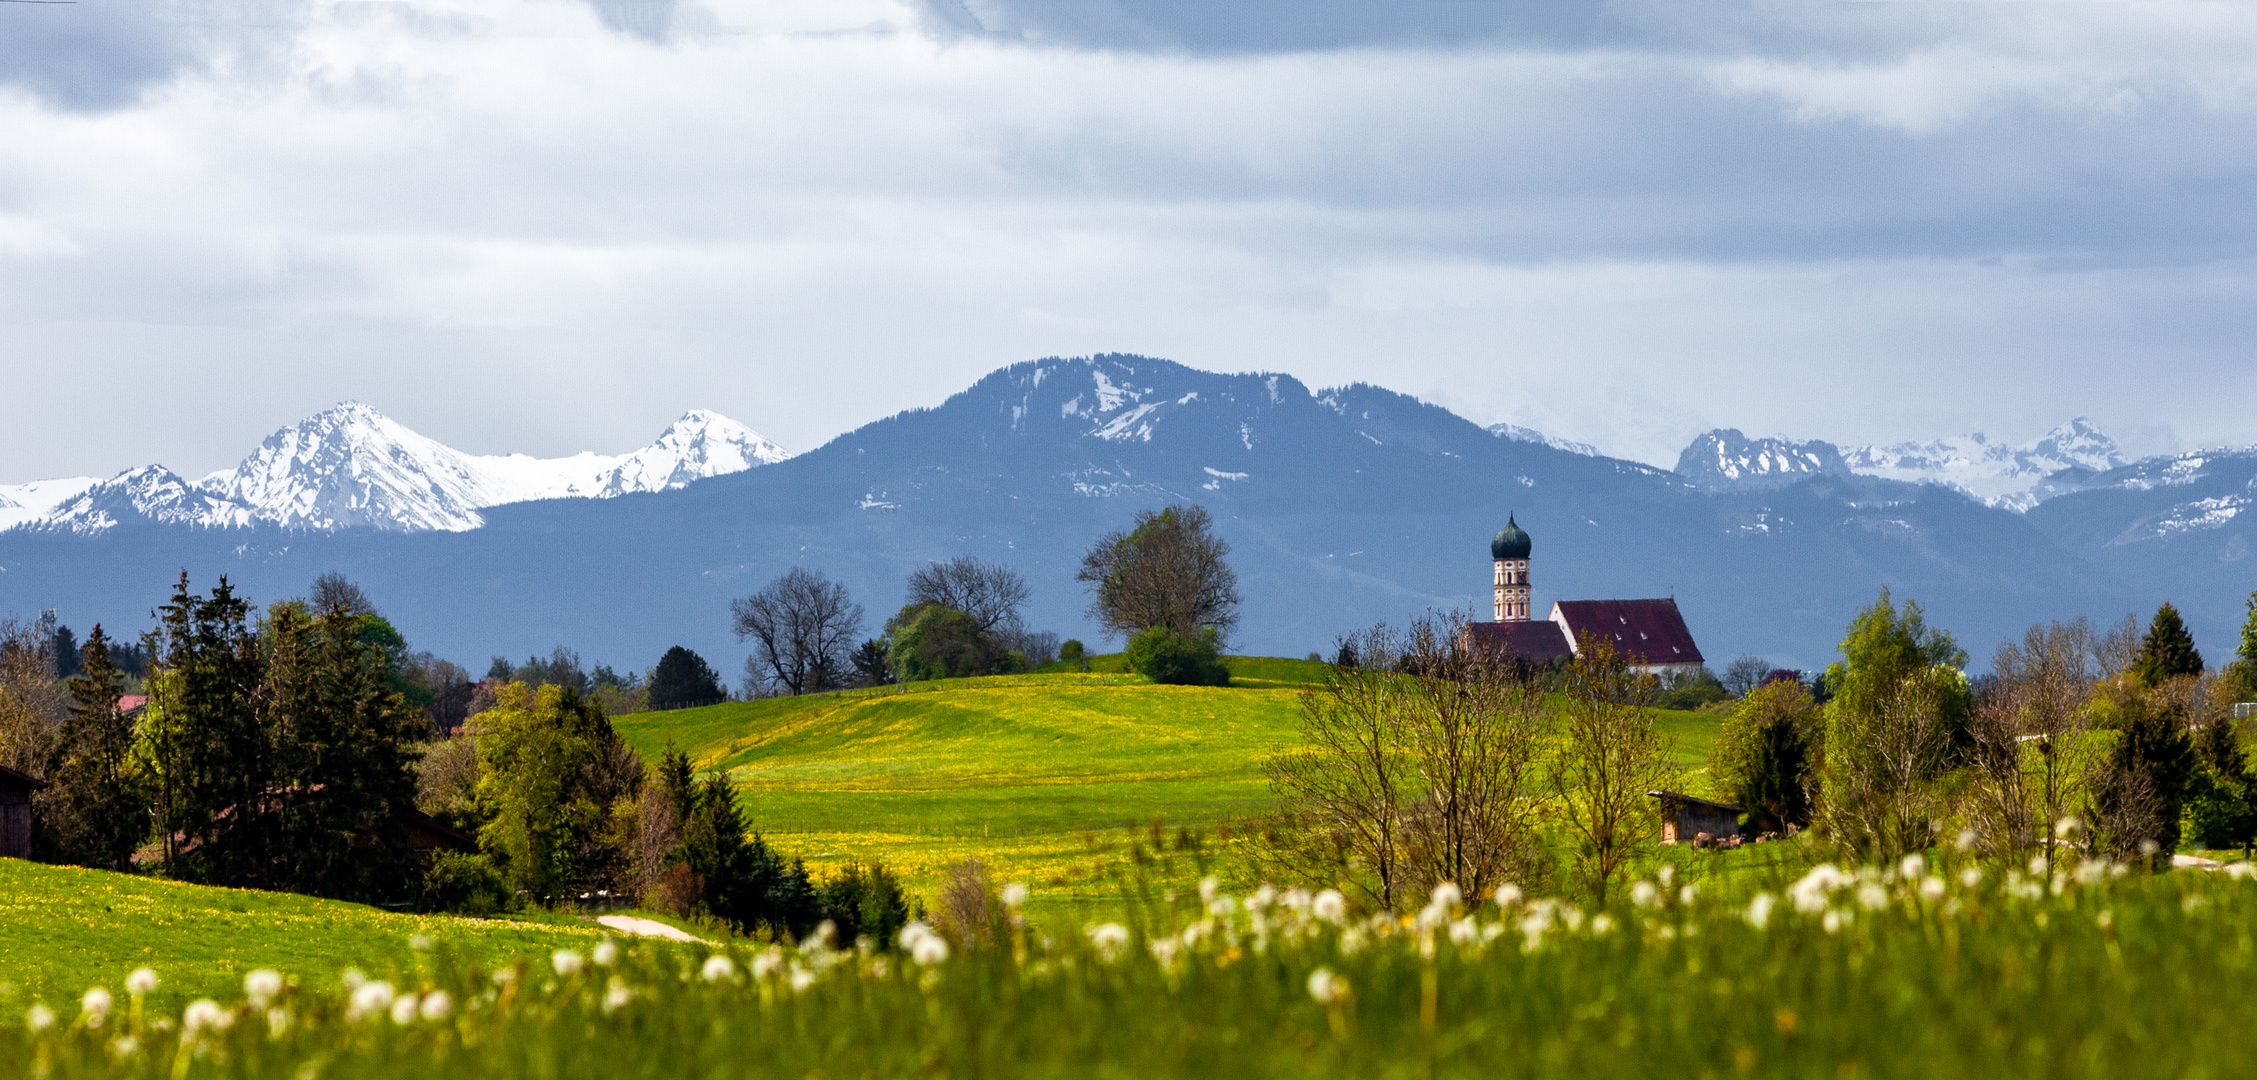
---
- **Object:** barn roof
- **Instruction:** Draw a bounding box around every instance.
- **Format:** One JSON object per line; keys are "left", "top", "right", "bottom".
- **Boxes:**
{"left": 1648, "top": 791, "right": 1743, "bottom": 814}
{"left": 0, "top": 763, "right": 48, "bottom": 792}
{"left": 1553, "top": 598, "right": 1704, "bottom": 666}
{"left": 1467, "top": 620, "right": 1574, "bottom": 665}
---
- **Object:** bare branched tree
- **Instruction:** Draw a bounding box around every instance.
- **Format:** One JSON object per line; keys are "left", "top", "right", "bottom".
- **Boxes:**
{"left": 1546, "top": 635, "right": 1680, "bottom": 904}
{"left": 310, "top": 572, "right": 376, "bottom": 617}
{"left": 1721, "top": 655, "right": 1772, "bottom": 699}
{"left": 906, "top": 557, "right": 1031, "bottom": 637}
{"left": 933, "top": 858, "right": 1005, "bottom": 948}
{"left": 1821, "top": 665, "right": 1956, "bottom": 858}
{"left": 1266, "top": 613, "right": 1548, "bottom": 911}
{"left": 1971, "top": 619, "right": 2099, "bottom": 869}
{"left": 2096, "top": 613, "right": 2142, "bottom": 681}
{"left": 1077, "top": 504, "right": 1240, "bottom": 645}
{"left": 0, "top": 617, "right": 65, "bottom": 777}
{"left": 732, "top": 567, "right": 864, "bottom": 696}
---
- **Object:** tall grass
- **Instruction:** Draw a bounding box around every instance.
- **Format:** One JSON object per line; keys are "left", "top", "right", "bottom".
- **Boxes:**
{"left": 12, "top": 854, "right": 2257, "bottom": 1079}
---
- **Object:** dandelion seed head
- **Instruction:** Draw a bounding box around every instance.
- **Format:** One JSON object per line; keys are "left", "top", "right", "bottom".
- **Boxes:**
{"left": 1207, "top": 895, "right": 1237, "bottom": 918}
{"left": 603, "top": 978, "right": 632, "bottom": 1013}
{"left": 1000, "top": 883, "right": 1030, "bottom": 909}
{"left": 1821, "top": 910, "right": 1843, "bottom": 934}
{"left": 2028, "top": 855, "right": 2049, "bottom": 877}
{"left": 1493, "top": 883, "right": 1523, "bottom": 908}
{"left": 1589, "top": 914, "right": 1617, "bottom": 936}
{"left": 107, "top": 1035, "right": 138, "bottom": 1059}
{"left": 1630, "top": 881, "right": 1660, "bottom": 908}
{"left": 1086, "top": 923, "right": 1131, "bottom": 960}
{"left": 244, "top": 969, "right": 283, "bottom": 1008}
{"left": 1955, "top": 828, "right": 1978, "bottom": 853}
{"left": 1899, "top": 854, "right": 1927, "bottom": 880}
{"left": 1679, "top": 884, "right": 1699, "bottom": 907}
{"left": 700, "top": 955, "right": 738, "bottom": 983}
{"left": 1430, "top": 882, "right": 1463, "bottom": 910}
{"left": 1959, "top": 867, "right": 1984, "bottom": 889}
{"left": 389, "top": 994, "right": 420, "bottom": 1026}
{"left": 1312, "top": 889, "right": 1347, "bottom": 925}
{"left": 1855, "top": 882, "right": 1889, "bottom": 911}
{"left": 2055, "top": 816, "right": 2082, "bottom": 840}
{"left": 752, "top": 947, "right": 785, "bottom": 980}
{"left": 419, "top": 991, "right": 453, "bottom": 1022}
{"left": 182, "top": 999, "right": 232, "bottom": 1037}
{"left": 1744, "top": 892, "right": 1776, "bottom": 929}
{"left": 409, "top": 934, "right": 435, "bottom": 952}
{"left": 552, "top": 950, "right": 585, "bottom": 977}
{"left": 126, "top": 968, "right": 158, "bottom": 997}
{"left": 24, "top": 1004, "right": 55, "bottom": 1032}
{"left": 2140, "top": 840, "right": 2161, "bottom": 857}
{"left": 1448, "top": 917, "right": 1479, "bottom": 945}
{"left": 1198, "top": 876, "right": 1221, "bottom": 904}
{"left": 910, "top": 930, "right": 950, "bottom": 966}
{"left": 1305, "top": 967, "right": 1348, "bottom": 1005}
{"left": 80, "top": 987, "right": 112, "bottom": 1021}
{"left": 346, "top": 981, "right": 395, "bottom": 1022}
{"left": 1920, "top": 876, "right": 1947, "bottom": 902}
{"left": 592, "top": 940, "right": 620, "bottom": 967}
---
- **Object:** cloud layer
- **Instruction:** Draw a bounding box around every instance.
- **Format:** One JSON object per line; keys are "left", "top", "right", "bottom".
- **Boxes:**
{"left": 2, "top": 0, "right": 2255, "bottom": 479}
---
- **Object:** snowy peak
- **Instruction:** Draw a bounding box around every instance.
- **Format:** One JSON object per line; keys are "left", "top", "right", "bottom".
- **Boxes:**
{"left": 1674, "top": 430, "right": 1849, "bottom": 493}
{"left": 588, "top": 410, "right": 789, "bottom": 497}
{"left": 4, "top": 403, "right": 790, "bottom": 535}
{"left": 32, "top": 466, "right": 256, "bottom": 535}
{"left": 1488, "top": 423, "right": 1599, "bottom": 457}
{"left": 1843, "top": 418, "right": 2127, "bottom": 511}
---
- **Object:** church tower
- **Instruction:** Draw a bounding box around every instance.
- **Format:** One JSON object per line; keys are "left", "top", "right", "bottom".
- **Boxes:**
{"left": 1491, "top": 515, "right": 1533, "bottom": 622}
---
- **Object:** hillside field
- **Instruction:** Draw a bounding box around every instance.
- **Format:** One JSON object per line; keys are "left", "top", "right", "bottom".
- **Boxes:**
{"left": 611, "top": 656, "right": 1728, "bottom": 913}
{"left": 0, "top": 860, "right": 627, "bottom": 1009}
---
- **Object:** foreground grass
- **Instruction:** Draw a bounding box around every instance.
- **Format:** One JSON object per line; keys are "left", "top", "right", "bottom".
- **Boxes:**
{"left": 0, "top": 861, "right": 610, "bottom": 1009}
{"left": 12, "top": 854, "right": 2257, "bottom": 1079}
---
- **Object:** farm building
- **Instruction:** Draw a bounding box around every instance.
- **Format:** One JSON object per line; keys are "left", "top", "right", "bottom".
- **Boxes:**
{"left": 1465, "top": 517, "right": 1707, "bottom": 680}
{"left": 1648, "top": 791, "right": 1743, "bottom": 844}
{"left": 0, "top": 764, "right": 48, "bottom": 859}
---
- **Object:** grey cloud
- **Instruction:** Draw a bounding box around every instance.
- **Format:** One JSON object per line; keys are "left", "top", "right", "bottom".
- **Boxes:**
{"left": 929, "top": 0, "right": 1630, "bottom": 52}
{"left": 0, "top": 0, "right": 307, "bottom": 110}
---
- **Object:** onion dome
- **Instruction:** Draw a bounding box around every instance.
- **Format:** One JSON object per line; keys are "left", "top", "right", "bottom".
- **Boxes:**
{"left": 1491, "top": 514, "right": 1531, "bottom": 560}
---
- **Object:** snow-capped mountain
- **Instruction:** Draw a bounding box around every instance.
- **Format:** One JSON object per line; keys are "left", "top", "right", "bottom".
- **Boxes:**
{"left": 1673, "top": 418, "right": 2128, "bottom": 510}
{"left": 1489, "top": 423, "right": 1600, "bottom": 457}
{"left": 1674, "top": 430, "right": 1849, "bottom": 493}
{"left": 11, "top": 404, "right": 788, "bottom": 534}
{"left": 1842, "top": 418, "right": 2125, "bottom": 512}
{"left": 0, "top": 476, "right": 101, "bottom": 531}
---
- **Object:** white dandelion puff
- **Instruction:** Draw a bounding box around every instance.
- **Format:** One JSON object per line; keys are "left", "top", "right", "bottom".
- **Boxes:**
{"left": 243, "top": 970, "right": 284, "bottom": 1008}
{"left": 418, "top": 992, "right": 453, "bottom": 1022}
{"left": 80, "top": 988, "right": 112, "bottom": 1024}
{"left": 1630, "top": 881, "right": 1660, "bottom": 908}
{"left": 1493, "top": 883, "right": 1523, "bottom": 908}
{"left": 25, "top": 1004, "right": 56, "bottom": 1032}
{"left": 1198, "top": 876, "right": 1221, "bottom": 904}
{"left": 1678, "top": 884, "right": 1699, "bottom": 907}
{"left": 1855, "top": 883, "right": 1889, "bottom": 911}
{"left": 603, "top": 978, "right": 633, "bottom": 1013}
{"left": 346, "top": 981, "right": 395, "bottom": 1022}
{"left": 1955, "top": 829, "right": 1978, "bottom": 853}
{"left": 1899, "top": 854, "right": 1927, "bottom": 880}
{"left": 1312, "top": 889, "right": 1347, "bottom": 925}
{"left": 592, "top": 940, "right": 620, "bottom": 967}
{"left": 1744, "top": 892, "right": 1776, "bottom": 929}
{"left": 182, "top": 999, "right": 232, "bottom": 1037}
{"left": 1001, "top": 883, "right": 1030, "bottom": 909}
{"left": 125, "top": 969, "right": 158, "bottom": 997}
{"left": 388, "top": 994, "right": 420, "bottom": 1026}
{"left": 1306, "top": 967, "right": 1348, "bottom": 1005}
{"left": 1959, "top": 867, "right": 1984, "bottom": 890}
{"left": 700, "top": 955, "right": 738, "bottom": 983}
{"left": 912, "top": 934, "right": 950, "bottom": 966}
{"left": 552, "top": 950, "right": 585, "bottom": 977}
{"left": 1086, "top": 923, "right": 1132, "bottom": 960}
{"left": 1430, "top": 882, "right": 1463, "bottom": 910}
{"left": 1920, "top": 876, "right": 1947, "bottom": 902}
{"left": 752, "top": 948, "right": 785, "bottom": 980}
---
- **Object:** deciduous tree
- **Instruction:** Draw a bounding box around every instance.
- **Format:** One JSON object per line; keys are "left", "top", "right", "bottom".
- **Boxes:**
{"left": 1077, "top": 504, "right": 1240, "bottom": 645}
{"left": 1548, "top": 636, "right": 1679, "bottom": 904}
{"left": 733, "top": 568, "right": 863, "bottom": 696}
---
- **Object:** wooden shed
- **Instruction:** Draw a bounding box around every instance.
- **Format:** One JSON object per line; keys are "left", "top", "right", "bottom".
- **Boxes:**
{"left": 0, "top": 764, "right": 49, "bottom": 859}
{"left": 1648, "top": 791, "right": 1742, "bottom": 845}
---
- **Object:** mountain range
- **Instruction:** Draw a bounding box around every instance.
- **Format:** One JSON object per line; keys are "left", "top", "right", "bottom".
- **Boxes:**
{"left": 0, "top": 356, "right": 2250, "bottom": 678}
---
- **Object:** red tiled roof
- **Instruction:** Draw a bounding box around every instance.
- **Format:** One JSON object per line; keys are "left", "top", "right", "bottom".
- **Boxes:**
{"left": 1467, "top": 620, "right": 1575, "bottom": 665}
{"left": 1553, "top": 598, "right": 1704, "bottom": 666}
{"left": 117, "top": 695, "right": 149, "bottom": 714}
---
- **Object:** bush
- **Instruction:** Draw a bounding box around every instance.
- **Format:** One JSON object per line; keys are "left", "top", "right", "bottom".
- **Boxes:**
{"left": 421, "top": 852, "right": 515, "bottom": 916}
{"left": 889, "top": 604, "right": 1024, "bottom": 682}
{"left": 820, "top": 860, "right": 918, "bottom": 949}
{"left": 1126, "top": 626, "right": 1231, "bottom": 687}
{"left": 1060, "top": 639, "right": 1088, "bottom": 671}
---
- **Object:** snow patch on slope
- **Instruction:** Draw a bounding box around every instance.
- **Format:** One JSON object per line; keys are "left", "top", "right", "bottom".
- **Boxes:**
{"left": 1488, "top": 423, "right": 1599, "bottom": 457}
{"left": 1843, "top": 418, "right": 2125, "bottom": 511}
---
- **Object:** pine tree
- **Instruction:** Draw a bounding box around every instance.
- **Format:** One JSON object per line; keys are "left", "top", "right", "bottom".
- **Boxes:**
{"left": 148, "top": 574, "right": 273, "bottom": 886}
{"left": 649, "top": 647, "right": 727, "bottom": 711}
{"left": 2131, "top": 602, "right": 2204, "bottom": 688}
{"left": 2093, "top": 683, "right": 2199, "bottom": 864}
{"left": 2224, "top": 590, "right": 2257, "bottom": 703}
{"left": 37, "top": 626, "right": 153, "bottom": 870}
{"left": 2189, "top": 711, "right": 2257, "bottom": 857}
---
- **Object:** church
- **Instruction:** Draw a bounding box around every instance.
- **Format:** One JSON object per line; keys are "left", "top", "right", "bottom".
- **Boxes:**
{"left": 1466, "top": 516, "right": 1706, "bottom": 680}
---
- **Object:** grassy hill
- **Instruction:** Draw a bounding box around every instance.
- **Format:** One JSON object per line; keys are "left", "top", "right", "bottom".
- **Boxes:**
{"left": 0, "top": 860, "right": 615, "bottom": 1008}
{"left": 611, "top": 656, "right": 1728, "bottom": 912}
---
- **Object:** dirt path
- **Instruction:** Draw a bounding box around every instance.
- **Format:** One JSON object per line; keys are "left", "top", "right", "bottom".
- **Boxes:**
{"left": 594, "top": 914, "right": 712, "bottom": 943}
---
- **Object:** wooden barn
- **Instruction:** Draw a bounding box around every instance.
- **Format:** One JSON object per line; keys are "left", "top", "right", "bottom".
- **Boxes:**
{"left": 0, "top": 764, "right": 48, "bottom": 859}
{"left": 1648, "top": 791, "right": 1742, "bottom": 845}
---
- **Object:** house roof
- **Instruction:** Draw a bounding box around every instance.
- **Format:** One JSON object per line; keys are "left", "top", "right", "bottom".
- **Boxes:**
{"left": 1647, "top": 791, "right": 1743, "bottom": 814}
{"left": 1554, "top": 598, "right": 1704, "bottom": 667}
{"left": 0, "top": 763, "right": 48, "bottom": 793}
{"left": 1467, "top": 620, "right": 1574, "bottom": 665}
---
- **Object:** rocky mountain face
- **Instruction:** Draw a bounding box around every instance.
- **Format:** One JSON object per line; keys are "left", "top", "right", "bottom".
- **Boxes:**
{"left": 4, "top": 354, "right": 2182, "bottom": 677}
{"left": 1675, "top": 430, "right": 1850, "bottom": 493}
{"left": 9, "top": 404, "right": 788, "bottom": 534}
{"left": 1674, "top": 418, "right": 2131, "bottom": 512}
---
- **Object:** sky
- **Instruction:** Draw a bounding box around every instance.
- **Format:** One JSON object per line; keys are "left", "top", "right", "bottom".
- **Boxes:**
{"left": 3, "top": 0, "right": 2256, "bottom": 481}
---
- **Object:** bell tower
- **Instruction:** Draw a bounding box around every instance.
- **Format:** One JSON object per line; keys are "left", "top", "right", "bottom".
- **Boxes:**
{"left": 1491, "top": 515, "right": 1532, "bottom": 622}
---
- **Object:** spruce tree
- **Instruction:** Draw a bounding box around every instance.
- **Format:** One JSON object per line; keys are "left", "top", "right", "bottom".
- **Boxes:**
{"left": 38, "top": 626, "right": 153, "bottom": 870}
{"left": 650, "top": 647, "right": 727, "bottom": 711}
{"left": 2225, "top": 590, "right": 2257, "bottom": 703}
{"left": 148, "top": 574, "right": 272, "bottom": 886}
{"left": 2132, "top": 602, "right": 2204, "bottom": 688}
{"left": 2093, "top": 684, "right": 2199, "bottom": 864}
{"left": 2190, "top": 712, "right": 2257, "bottom": 856}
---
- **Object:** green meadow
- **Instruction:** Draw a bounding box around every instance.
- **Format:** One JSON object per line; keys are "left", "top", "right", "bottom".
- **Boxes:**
{"left": 609, "top": 657, "right": 1727, "bottom": 913}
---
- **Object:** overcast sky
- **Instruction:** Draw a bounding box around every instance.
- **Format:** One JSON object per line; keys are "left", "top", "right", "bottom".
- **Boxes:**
{"left": 2, "top": 0, "right": 2253, "bottom": 480}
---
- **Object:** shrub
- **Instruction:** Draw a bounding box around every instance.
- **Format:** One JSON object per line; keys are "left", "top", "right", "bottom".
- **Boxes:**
{"left": 1059, "top": 639, "right": 1087, "bottom": 671}
{"left": 820, "top": 860, "right": 918, "bottom": 949}
{"left": 888, "top": 604, "right": 1023, "bottom": 682}
{"left": 1127, "top": 626, "right": 1230, "bottom": 687}
{"left": 421, "top": 852, "right": 515, "bottom": 916}
{"left": 1709, "top": 679, "right": 1820, "bottom": 835}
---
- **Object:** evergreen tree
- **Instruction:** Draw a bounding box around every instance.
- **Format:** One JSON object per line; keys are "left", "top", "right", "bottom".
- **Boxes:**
{"left": 263, "top": 600, "right": 425, "bottom": 901}
{"left": 849, "top": 639, "right": 895, "bottom": 687}
{"left": 2189, "top": 711, "right": 2257, "bottom": 857}
{"left": 2131, "top": 602, "right": 2204, "bottom": 688}
{"left": 2092, "top": 683, "right": 2199, "bottom": 865}
{"left": 147, "top": 574, "right": 274, "bottom": 886}
{"left": 649, "top": 646, "right": 727, "bottom": 711}
{"left": 36, "top": 626, "right": 152, "bottom": 870}
{"left": 2223, "top": 590, "right": 2257, "bottom": 703}
{"left": 1710, "top": 678, "right": 1820, "bottom": 835}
